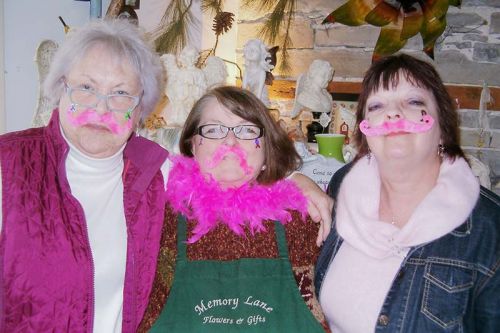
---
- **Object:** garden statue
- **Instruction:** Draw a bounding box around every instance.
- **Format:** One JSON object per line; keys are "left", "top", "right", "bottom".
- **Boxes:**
{"left": 242, "top": 39, "right": 274, "bottom": 107}
{"left": 291, "top": 59, "right": 334, "bottom": 118}
{"left": 291, "top": 60, "right": 335, "bottom": 142}
{"left": 203, "top": 55, "right": 228, "bottom": 90}
{"left": 32, "top": 40, "right": 59, "bottom": 127}
{"left": 161, "top": 45, "right": 207, "bottom": 126}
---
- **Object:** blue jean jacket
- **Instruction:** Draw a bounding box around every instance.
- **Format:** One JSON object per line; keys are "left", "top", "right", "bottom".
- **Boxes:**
{"left": 315, "top": 164, "right": 500, "bottom": 332}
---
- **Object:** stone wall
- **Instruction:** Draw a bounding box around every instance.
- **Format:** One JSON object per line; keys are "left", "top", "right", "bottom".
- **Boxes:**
{"left": 236, "top": 0, "right": 500, "bottom": 194}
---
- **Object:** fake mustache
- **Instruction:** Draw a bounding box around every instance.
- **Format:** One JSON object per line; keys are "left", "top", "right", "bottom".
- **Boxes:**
{"left": 206, "top": 145, "right": 253, "bottom": 175}
{"left": 66, "top": 108, "right": 132, "bottom": 135}
{"left": 359, "top": 114, "right": 434, "bottom": 137}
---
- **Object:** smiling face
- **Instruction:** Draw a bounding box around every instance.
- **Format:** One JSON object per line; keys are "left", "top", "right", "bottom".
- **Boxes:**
{"left": 59, "top": 44, "right": 142, "bottom": 158}
{"left": 363, "top": 74, "right": 442, "bottom": 165}
{"left": 191, "top": 98, "right": 265, "bottom": 188}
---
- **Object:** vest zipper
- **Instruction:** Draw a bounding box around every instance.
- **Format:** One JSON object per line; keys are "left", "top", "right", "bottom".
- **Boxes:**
{"left": 60, "top": 147, "right": 95, "bottom": 333}
{"left": 69, "top": 193, "right": 96, "bottom": 332}
{"left": 82, "top": 215, "right": 96, "bottom": 333}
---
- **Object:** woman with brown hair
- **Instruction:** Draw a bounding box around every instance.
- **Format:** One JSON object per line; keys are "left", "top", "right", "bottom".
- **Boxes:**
{"left": 315, "top": 53, "right": 499, "bottom": 332}
{"left": 140, "top": 86, "right": 329, "bottom": 332}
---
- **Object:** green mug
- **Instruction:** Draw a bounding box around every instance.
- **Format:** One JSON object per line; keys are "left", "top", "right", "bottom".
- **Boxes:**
{"left": 315, "top": 133, "right": 345, "bottom": 162}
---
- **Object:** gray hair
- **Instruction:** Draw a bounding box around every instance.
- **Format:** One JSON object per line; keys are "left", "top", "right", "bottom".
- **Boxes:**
{"left": 43, "top": 19, "right": 164, "bottom": 119}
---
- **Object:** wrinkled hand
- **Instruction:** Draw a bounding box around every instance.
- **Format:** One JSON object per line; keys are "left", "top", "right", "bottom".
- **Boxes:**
{"left": 290, "top": 173, "right": 334, "bottom": 246}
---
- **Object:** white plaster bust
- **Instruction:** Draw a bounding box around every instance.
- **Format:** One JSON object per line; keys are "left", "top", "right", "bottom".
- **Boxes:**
{"left": 242, "top": 39, "right": 274, "bottom": 107}
{"left": 291, "top": 60, "right": 334, "bottom": 118}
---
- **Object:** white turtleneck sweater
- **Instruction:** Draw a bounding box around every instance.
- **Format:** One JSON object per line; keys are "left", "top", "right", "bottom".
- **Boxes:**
{"left": 0, "top": 131, "right": 170, "bottom": 333}
{"left": 319, "top": 156, "right": 480, "bottom": 333}
{"left": 65, "top": 139, "right": 128, "bottom": 333}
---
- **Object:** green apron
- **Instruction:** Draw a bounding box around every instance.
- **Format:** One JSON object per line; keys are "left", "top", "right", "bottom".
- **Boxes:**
{"left": 150, "top": 215, "right": 324, "bottom": 332}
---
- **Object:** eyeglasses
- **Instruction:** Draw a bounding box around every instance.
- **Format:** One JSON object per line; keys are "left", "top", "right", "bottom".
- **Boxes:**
{"left": 197, "top": 124, "right": 264, "bottom": 140}
{"left": 64, "top": 82, "right": 142, "bottom": 114}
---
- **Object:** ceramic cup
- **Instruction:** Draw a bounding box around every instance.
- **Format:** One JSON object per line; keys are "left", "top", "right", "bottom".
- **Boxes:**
{"left": 315, "top": 133, "right": 345, "bottom": 162}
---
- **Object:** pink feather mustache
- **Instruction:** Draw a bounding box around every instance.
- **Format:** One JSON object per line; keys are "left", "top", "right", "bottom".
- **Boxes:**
{"left": 359, "top": 113, "right": 435, "bottom": 137}
{"left": 206, "top": 145, "right": 253, "bottom": 175}
{"left": 66, "top": 108, "right": 132, "bottom": 134}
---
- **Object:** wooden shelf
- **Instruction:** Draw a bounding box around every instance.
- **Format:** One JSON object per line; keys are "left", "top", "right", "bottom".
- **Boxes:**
{"left": 268, "top": 80, "right": 500, "bottom": 111}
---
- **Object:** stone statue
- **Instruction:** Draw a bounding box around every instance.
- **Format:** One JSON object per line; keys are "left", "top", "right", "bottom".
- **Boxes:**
{"left": 32, "top": 40, "right": 59, "bottom": 127}
{"left": 242, "top": 39, "right": 274, "bottom": 107}
{"left": 161, "top": 45, "right": 207, "bottom": 126}
{"left": 291, "top": 59, "right": 334, "bottom": 118}
{"left": 203, "top": 55, "right": 228, "bottom": 90}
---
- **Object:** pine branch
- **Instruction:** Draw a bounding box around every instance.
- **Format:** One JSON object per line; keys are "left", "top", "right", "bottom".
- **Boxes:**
{"left": 242, "top": 0, "right": 276, "bottom": 12}
{"left": 254, "top": 0, "right": 296, "bottom": 74}
{"left": 202, "top": 0, "right": 223, "bottom": 14}
{"left": 153, "top": 0, "right": 194, "bottom": 54}
{"left": 278, "top": 1, "right": 295, "bottom": 73}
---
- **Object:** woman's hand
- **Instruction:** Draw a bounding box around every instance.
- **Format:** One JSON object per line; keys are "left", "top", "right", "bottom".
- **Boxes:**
{"left": 290, "top": 173, "right": 334, "bottom": 246}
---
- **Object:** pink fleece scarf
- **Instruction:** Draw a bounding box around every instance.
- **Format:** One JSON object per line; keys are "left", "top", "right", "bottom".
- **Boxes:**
{"left": 166, "top": 155, "right": 307, "bottom": 243}
{"left": 335, "top": 156, "right": 480, "bottom": 259}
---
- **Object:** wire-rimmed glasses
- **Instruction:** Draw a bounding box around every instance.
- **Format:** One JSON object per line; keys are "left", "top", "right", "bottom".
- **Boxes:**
{"left": 64, "top": 82, "right": 142, "bottom": 114}
{"left": 197, "top": 124, "right": 264, "bottom": 140}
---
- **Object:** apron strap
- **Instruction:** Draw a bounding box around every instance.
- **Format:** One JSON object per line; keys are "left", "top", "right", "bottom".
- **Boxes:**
{"left": 273, "top": 221, "right": 289, "bottom": 260}
{"left": 176, "top": 215, "right": 289, "bottom": 261}
{"left": 176, "top": 214, "right": 188, "bottom": 262}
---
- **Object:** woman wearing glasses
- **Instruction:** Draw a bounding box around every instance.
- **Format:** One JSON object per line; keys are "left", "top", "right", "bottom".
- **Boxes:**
{"left": 139, "top": 86, "right": 329, "bottom": 332}
{"left": 0, "top": 20, "right": 331, "bottom": 332}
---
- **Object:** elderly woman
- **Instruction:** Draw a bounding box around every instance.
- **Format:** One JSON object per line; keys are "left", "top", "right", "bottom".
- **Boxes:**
{"left": 315, "top": 53, "right": 499, "bottom": 332}
{"left": 0, "top": 19, "right": 167, "bottom": 332}
{"left": 0, "top": 20, "right": 331, "bottom": 333}
{"left": 139, "top": 86, "right": 329, "bottom": 332}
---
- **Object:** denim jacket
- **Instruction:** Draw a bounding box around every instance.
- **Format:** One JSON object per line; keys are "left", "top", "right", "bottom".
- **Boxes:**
{"left": 315, "top": 163, "right": 500, "bottom": 333}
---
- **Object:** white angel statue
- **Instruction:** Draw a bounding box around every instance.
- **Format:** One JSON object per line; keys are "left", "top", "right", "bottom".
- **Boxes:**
{"left": 161, "top": 46, "right": 208, "bottom": 126}
{"left": 242, "top": 39, "right": 274, "bottom": 107}
{"left": 291, "top": 60, "right": 334, "bottom": 119}
{"left": 32, "top": 40, "right": 59, "bottom": 127}
{"left": 203, "top": 55, "right": 228, "bottom": 89}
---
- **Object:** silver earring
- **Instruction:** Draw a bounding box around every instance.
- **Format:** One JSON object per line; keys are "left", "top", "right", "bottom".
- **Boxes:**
{"left": 367, "top": 148, "right": 372, "bottom": 164}
{"left": 438, "top": 144, "right": 445, "bottom": 158}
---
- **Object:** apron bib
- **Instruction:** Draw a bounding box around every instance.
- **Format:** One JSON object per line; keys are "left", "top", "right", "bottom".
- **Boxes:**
{"left": 150, "top": 215, "right": 324, "bottom": 332}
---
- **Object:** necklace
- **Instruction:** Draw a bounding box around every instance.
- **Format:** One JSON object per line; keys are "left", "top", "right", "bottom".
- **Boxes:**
{"left": 390, "top": 216, "right": 397, "bottom": 226}
{"left": 381, "top": 194, "right": 398, "bottom": 226}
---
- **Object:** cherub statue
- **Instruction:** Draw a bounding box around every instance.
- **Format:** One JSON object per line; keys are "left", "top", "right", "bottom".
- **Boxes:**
{"left": 161, "top": 45, "right": 208, "bottom": 126}
{"left": 203, "top": 55, "right": 228, "bottom": 89}
{"left": 242, "top": 39, "right": 274, "bottom": 107}
{"left": 291, "top": 60, "right": 334, "bottom": 118}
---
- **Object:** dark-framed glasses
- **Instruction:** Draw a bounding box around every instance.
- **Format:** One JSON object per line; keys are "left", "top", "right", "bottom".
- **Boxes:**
{"left": 197, "top": 124, "right": 264, "bottom": 140}
{"left": 64, "top": 82, "right": 142, "bottom": 114}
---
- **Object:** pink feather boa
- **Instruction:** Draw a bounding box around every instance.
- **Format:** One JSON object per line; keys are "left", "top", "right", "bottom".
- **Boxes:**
{"left": 166, "top": 155, "right": 308, "bottom": 243}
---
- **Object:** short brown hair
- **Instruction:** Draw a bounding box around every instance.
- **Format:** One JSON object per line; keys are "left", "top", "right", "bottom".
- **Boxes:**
{"left": 180, "top": 86, "right": 301, "bottom": 184}
{"left": 353, "top": 53, "right": 464, "bottom": 161}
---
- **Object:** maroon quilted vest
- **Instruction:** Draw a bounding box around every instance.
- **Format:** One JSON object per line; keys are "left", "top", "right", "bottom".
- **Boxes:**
{"left": 0, "top": 110, "right": 168, "bottom": 333}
